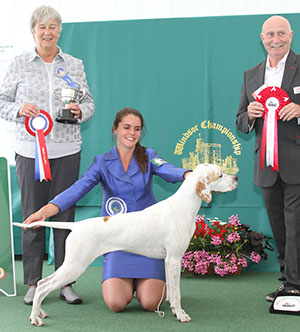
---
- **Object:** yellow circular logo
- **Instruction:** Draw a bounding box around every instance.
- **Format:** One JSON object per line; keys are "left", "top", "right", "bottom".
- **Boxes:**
{"left": 56, "top": 67, "right": 66, "bottom": 77}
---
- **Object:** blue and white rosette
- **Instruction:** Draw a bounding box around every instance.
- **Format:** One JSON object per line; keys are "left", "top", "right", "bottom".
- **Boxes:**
{"left": 105, "top": 197, "right": 128, "bottom": 216}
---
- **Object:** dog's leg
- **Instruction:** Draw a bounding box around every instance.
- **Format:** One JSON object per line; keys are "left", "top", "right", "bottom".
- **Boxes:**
{"left": 165, "top": 255, "right": 191, "bottom": 322}
{"left": 165, "top": 264, "right": 171, "bottom": 304}
{"left": 30, "top": 273, "right": 57, "bottom": 326}
{"left": 29, "top": 226, "right": 101, "bottom": 326}
{"left": 30, "top": 260, "right": 91, "bottom": 326}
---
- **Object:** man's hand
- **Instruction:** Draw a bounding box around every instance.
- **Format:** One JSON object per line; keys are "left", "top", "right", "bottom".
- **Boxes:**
{"left": 247, "top": 101, "right": 264, "bottom": 124}
{"left": 278, "top": 103, "right": 300, "bottom": 121}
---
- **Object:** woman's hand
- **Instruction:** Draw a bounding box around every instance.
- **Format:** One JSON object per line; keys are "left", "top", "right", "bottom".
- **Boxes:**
{"left": 18, "top": 103, "right": 40, "bottom": 118}
{"left": 23, "top": 204, "right": 60, "bottom": 228}
{"left": 68, "top": 103, "right": 82, "bottom": 119}
{"left": 183, "top": 171, "right": 192, "bottom": 179}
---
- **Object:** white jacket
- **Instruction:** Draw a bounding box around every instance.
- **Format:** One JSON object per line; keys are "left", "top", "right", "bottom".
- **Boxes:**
{"left": 0, "top": 47, "right": 95, "bottom": 157}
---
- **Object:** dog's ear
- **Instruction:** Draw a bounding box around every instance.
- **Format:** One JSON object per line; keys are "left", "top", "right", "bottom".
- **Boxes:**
{"left": 195, "top": 181, "right": 212, "bottom": 203}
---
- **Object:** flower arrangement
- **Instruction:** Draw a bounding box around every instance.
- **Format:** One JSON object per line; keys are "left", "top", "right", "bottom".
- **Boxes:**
{"left": 181, "top": 214, "right": 274, "bottom": 276}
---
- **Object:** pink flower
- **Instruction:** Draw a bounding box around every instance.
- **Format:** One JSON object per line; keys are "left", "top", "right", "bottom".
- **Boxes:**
{"left": 250, "top": 251, "right": 261, "bottom": 264}
{"left": 208, "top": 254, "right": 221, "bottom": 264}
{"left": 196, "top": 215, "right": 205, "bottom": 222}
{"left": 181, "top": 214, "right": 271, "bottom": 276}
{"left": 229, "top": 254, "right": 237, "bottom": 264}
{"left": 194, "top": 261, "right": 210, "bottom": 275}
{"left": 211, "top": 236, "right": 222, "bottom": 246}
{"left": 238, "top": 257, "right": 248, "bottom": 268}
{"left": 228, "top": 214, "right": 241, "bottom": 227}
{"left": 227, "top": 232, "right": 240, "bottom": 243}
{"left": 228, "top": 264, "right": 238, "bottom": 273}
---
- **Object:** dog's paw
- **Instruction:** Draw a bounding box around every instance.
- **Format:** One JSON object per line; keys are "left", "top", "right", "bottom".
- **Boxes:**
{"left": 29, "top": 315, "right": 45, "bottom": 327}
{"left": 176, "top": 309, "right": 191, "bottom": 323}
{"left": 171, "top": 306, "right": 176, "bottom": 316}
{"left": 39, "top": 309, "right": 48, "bottom": 319}
{"left": 30, "top": 309, "right": 48, "bottom": 327}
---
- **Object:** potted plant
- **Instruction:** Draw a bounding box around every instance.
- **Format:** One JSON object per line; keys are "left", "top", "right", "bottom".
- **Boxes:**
{"left": 182, "top": 214, "right": 274, "bottom": 276}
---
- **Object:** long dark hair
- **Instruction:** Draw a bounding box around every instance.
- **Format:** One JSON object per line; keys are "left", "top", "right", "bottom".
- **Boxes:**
{"left": 112, "top": 107, "right": 148, "bottom": 173}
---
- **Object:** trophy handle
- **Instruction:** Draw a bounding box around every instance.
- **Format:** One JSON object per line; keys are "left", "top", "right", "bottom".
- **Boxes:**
{"left": 77, "top": 89, "right": 86, "bottom": 102}
{"left": 53, "top": 88, "right": 61, "bottom": 101}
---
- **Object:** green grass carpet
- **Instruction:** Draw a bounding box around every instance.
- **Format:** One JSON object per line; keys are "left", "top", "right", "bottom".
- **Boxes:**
{"left": 1, "top": 260, "right": 299, "bottom": 332}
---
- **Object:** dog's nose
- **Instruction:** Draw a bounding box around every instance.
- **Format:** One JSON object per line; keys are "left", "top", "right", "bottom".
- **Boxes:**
{"left": 234, "top": 176, "right": 238, "bottom": 181}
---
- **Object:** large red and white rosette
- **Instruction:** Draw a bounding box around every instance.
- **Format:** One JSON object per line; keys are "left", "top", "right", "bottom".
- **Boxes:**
{"left": 25, "top": 110, "right": 53, "bottom": 182}
{"left": 256, "top": 86, "right": 290, "bottom": 172}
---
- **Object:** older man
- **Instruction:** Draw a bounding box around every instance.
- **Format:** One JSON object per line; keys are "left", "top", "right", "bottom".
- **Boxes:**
{"left": 236, "top": 15, "right": 300, "bottom": 302}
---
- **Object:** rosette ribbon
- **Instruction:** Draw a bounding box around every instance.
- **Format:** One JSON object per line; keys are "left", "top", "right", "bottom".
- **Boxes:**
{"left": 56, "top": 67, "right": 77, "bottom": 89}
{"left": 255, "top": 86, "right": 290, "bottom": 172}
{"left": 25, "top": 110, "right": 53, "bottom": 182}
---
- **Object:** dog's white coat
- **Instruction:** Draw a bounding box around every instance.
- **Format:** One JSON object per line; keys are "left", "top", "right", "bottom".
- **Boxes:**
{"left": 13, "top": 163, "right": 238, "bottom": 326}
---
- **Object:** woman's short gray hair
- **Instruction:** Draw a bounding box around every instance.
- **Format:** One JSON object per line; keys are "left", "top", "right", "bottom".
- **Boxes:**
{"left": 30, "top": 5, "right": 62, "bottom": 33}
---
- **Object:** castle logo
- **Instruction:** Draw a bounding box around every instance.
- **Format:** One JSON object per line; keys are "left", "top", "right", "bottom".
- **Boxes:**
{"left": 174, "top": 120, "right": 241, "bottom": 175}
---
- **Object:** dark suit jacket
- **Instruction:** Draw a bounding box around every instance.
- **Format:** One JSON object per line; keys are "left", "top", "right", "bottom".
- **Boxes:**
{"left": 236, "top": 50, "right": 300, "bottom": 187}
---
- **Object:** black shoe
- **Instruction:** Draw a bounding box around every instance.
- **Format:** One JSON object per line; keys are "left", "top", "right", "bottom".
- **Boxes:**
{"left": 266, "top": 284, "right": 285, "bottom": 302}
{"left": 277, "top": 284, "right": 300, "bottom": 296}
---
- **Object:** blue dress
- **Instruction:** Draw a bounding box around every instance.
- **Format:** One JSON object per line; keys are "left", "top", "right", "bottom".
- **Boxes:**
{"left": 51, "top": 146, "right": 187, "bottom": 282}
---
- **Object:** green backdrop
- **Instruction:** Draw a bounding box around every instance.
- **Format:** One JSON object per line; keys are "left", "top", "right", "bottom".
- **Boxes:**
{"left": 10, "top": 13, "right": 300, "bottom": 272}
{"left": 0, "top": 157, "right": 16, "bottom": 296}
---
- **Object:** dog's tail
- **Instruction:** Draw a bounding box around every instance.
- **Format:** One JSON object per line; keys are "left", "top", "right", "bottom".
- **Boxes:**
{"left": 12, "top": 221, "right": 76, "bottom": 231}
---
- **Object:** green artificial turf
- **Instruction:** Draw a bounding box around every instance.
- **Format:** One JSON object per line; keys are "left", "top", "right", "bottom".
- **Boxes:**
{"left": 1, "top": 260, "right": 299, "bottom": 332}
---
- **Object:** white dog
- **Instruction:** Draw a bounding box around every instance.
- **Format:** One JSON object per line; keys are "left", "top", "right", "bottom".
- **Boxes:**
{"left": 14, "top": 163, "right": 238, "bottom": 326}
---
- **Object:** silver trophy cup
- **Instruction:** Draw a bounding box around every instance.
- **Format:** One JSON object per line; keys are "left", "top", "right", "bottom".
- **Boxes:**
{"left": 54, "top": 87, "right": 86, "bottom": 124}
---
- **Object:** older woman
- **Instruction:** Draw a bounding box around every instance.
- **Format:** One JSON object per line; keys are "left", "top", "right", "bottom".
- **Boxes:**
{"left": 0, "top": 6, "right": 95, "bottom": 305}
